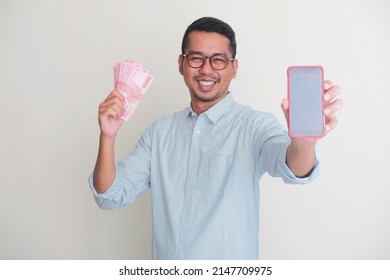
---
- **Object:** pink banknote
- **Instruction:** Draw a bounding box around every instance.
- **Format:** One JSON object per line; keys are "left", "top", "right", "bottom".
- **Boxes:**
{"left": 113, "top": 60, "right": 154, "bottom": 121}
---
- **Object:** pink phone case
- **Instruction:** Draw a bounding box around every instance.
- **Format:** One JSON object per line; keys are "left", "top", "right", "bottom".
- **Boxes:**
{"left": 287, "top": 65, "right": 325, "bottom": 138}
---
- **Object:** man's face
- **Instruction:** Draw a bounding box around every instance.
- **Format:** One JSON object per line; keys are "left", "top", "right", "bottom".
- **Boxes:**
{"left": 179, "top": 31, "right": 238, "bottom": 111}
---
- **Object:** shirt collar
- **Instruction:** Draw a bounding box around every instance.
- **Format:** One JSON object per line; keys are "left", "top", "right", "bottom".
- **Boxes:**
{"left": 186, "top": 93, "right": 235, "bottom": 124}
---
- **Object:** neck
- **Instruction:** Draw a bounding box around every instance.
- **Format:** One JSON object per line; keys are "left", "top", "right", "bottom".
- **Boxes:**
{"left": 191, "top": 102, "right": 212, "bottom": 115}
{"left": 190, "top": 92, "right": 228, "bottom": 115}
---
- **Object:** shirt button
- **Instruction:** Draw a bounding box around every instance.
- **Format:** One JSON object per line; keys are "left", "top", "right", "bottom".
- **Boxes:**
{"left": 196, "top": 130, "right": 201, "bottom": 134}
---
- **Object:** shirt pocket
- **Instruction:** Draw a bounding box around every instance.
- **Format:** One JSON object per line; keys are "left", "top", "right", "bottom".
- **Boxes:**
{"left": 202, "top": 154, "right": 233, "bottom": 197}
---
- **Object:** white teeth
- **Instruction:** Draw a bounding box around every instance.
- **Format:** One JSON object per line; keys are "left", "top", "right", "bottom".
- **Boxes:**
{"left": 199, "top": 81, "right": 215, "bottom": 86}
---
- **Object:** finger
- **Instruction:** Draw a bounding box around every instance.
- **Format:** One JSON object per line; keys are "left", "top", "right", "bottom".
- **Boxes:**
{"left": 109, "top": 101, "right": 126, "bottom": 116}
{"left": 103, "top": 90, "right": 116, "bottom": 102}
{"left": 111, "top": 90, "right": 126, "bottom": 104}
{"left": 98, "top": 102, "right": 108, "bottom": 113}
{"left": 325, "top": 114, "right": 338, "bottom": 132}
{"left": 281, "top": 98, "right": 289, "bottom": 110}
{"left": 324, "top": 98, "right": 344, "bottom": 116}
{"left": 281, "top": 98, "right": 289, "bottom": 120}
{"left": 103, "top": 90, "right": 126, "bottom": 105}
{"left": 324, "top": 80, "right": 333, "bottom": 90}
{"left": 99, "top": 101, "right": 125, "bottom": 119}
{"left": 100, "top": 93, "right": 126, "bottom": 111}
{"left": 98, "top": 103, "right": 112, "bottom": 118}
{"left": 324, "top": 85, "right": 341, "bottom": 101}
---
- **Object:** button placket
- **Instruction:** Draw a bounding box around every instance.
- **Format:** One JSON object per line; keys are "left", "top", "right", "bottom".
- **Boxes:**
{"left": 177, "top": 115, "right": 204, "bottom": 259}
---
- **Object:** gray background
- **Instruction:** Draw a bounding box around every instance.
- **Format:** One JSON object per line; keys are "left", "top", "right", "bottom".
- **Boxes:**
{"left": 1, "top": 0, "right": 389, "bottom": 259}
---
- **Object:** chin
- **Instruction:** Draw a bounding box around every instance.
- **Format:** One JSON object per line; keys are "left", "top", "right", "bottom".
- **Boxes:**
{"left": 194, "top": 92, "right": 219, "bottom": 102}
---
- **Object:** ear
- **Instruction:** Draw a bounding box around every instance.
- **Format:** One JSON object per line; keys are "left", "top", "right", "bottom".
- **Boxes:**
{"left": 231, "top": 58, "right": 238, "bottom": 79}
{"left": 178, "top": 54, "right": 184, "bottom": 75}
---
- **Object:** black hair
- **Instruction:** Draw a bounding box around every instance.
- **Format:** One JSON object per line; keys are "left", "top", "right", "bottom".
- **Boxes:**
{"left": 181, "top": 17, "right": 237, "bottom": 58}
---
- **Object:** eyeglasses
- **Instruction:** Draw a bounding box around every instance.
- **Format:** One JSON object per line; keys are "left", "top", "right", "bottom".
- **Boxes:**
{"left": 182, "top": 52, "right": 234, "bottom": 70}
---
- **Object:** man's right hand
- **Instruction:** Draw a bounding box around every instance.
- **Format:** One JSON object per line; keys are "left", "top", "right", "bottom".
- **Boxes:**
{"left": 93, "top": 90, "right": 126, "bottom": 194}
{"left": 98, "top": 90, "right": 126, "bottom": 138}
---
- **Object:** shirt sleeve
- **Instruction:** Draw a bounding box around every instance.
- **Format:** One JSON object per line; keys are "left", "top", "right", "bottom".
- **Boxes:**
{"left": 88, "top": 126, "right": 153, "bottom": 210}
{"left": 267, "top": 141, "right": 321, "bottom": 184}
{"left": 254, "top": 112, "right": 321, "bottom": 185}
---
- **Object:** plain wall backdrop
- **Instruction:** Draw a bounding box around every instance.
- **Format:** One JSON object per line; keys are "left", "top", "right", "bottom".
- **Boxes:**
{"left": 1, "top": 0, "right": 389, "bottom": 259}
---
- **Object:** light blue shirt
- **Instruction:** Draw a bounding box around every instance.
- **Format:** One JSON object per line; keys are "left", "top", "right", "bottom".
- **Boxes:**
{"left": 88, "top": 93, "right": 320, "bottom": 259}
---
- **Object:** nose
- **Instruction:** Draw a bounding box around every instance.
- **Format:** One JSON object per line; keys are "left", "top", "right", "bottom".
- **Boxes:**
{"left": 199, "top": 57, "right": 214, "bottom": 74}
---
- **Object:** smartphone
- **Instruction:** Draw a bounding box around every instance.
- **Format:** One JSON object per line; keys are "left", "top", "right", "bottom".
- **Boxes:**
{"left": 287, "top": 66, "right": 324, "bottom": 138}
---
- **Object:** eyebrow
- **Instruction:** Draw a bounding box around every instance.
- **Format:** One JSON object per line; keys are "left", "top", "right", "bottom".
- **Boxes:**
{"left": 186, "top": 51, "right": 228, "bottom": 57}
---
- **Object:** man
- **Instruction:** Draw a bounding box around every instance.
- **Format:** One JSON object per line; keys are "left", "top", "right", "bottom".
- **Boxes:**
{"left": 88, "top": 17, "right": 342, "bottom": 259}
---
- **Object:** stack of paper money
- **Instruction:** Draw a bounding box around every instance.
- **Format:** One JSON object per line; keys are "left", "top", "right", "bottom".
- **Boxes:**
{"left": 113, "top": 60, "right": 154, "bottom": 121}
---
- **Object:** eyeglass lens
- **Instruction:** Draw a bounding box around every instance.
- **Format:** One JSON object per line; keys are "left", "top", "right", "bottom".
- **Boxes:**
{"left": 185, "top": 53, "right": 230, "bottom": 70}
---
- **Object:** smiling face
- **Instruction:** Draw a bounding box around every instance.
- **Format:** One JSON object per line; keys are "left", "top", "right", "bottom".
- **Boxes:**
{"left": 179, "top": 31, "right": 238, "bottom": 114}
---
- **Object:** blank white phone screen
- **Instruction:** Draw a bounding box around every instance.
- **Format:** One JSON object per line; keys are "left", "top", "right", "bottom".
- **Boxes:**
{"left": 289, "top": 67, "right": 324, "bottom": 137}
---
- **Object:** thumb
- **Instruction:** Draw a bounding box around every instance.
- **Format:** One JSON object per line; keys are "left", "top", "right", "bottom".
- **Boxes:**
{"left": 281, "top": 98, "right": 289, "bottom": 120}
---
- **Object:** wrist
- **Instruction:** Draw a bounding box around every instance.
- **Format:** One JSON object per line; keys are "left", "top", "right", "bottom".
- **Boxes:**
{"left": 99, "top": 133, "right": 117, "bottom": 148}
{"left": 290, "top": 138, "right": 317, "bottom": 149}
{"left": 287, "top": 139, "right": 317, "bottom": 178}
